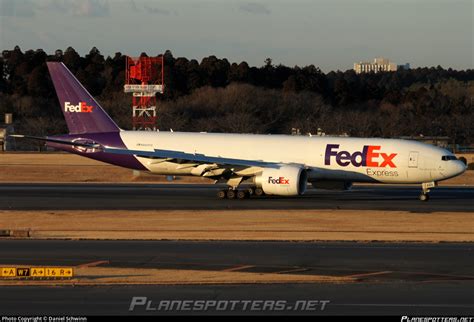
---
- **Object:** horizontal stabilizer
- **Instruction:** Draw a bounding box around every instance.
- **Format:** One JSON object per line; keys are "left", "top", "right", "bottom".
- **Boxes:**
{"left": 9, "top": 134, "right": 102, "bottom": 149}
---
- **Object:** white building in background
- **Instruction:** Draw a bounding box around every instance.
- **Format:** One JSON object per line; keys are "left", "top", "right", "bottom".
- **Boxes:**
{"left": 354, "top": 57, "right": 408, "bottom": 74}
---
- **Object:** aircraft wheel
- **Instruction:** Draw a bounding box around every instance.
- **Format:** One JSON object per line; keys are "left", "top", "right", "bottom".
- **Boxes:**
{"left": 419, "top": 193, "right": 429, "bottom": 201}
{"left": 237, "top": 190, "right": 249, "bottom": 200}
{"left": 226, "top": 189, "right": 236, "bottom": 199}
{"left": 254, "top": 188, "right": 265, "bottom": 197}
{"left": 217, "top": 190, "right": 227, "bottom": 199}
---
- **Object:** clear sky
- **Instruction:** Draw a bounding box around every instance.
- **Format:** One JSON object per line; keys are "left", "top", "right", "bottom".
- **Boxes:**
{"left": 0, "top": 0, "right": 472, "bottom": 72}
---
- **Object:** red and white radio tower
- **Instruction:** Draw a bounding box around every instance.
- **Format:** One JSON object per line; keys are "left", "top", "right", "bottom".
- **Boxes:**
{"left": 124, "top": 56, "right": 164, "bottom": 130}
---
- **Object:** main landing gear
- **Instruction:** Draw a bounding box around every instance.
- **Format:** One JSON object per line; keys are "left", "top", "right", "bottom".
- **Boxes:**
{"left": 217, "top": 187, "right": 264, "bottom": 199}
{"left": 419, "top": 182, "right": 436, "bottom": 201}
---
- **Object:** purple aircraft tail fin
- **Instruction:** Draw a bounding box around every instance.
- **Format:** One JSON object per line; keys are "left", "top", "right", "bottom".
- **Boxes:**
{"left": 47, "top": 62, "right": 120, "bottom": 134}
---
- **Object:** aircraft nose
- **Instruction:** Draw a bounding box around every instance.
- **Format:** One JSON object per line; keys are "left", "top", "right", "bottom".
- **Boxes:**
{"left": 451, "top": 160, "right": 467, "bottom": 177}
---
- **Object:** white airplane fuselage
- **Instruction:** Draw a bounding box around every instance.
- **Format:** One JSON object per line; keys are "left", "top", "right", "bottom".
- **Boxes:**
{"left": 119, "top": 131, "right": 466, "bottom": 184}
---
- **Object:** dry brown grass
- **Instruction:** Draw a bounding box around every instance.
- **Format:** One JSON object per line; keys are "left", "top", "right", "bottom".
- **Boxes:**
{"left": 436, "top": 171, "right": 474, "bottom": 185}
{"left": 1, "top": 209, "right": 472, "bottom": 242}
{"left": 0, "top": 152, "right": 208, "bottom": 183}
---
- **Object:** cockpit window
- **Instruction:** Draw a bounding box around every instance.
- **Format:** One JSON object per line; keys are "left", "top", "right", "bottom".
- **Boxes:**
{"left": 441, "top": 155, "right": 457, "bottom": 161}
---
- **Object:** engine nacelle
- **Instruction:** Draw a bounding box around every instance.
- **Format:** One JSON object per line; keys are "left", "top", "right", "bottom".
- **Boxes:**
{"left": 255, "top": 166, "right": 307, "bottom": 196}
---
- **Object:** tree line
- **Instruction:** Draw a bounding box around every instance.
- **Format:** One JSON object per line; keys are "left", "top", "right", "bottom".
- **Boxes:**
{"left": 0, "top": 46, "right": 473, "bottom": 150}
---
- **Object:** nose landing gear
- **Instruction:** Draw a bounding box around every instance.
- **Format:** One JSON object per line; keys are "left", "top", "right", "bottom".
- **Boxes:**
{"left": 419, "top": 182, "right": 436, "bottom": 201}
{"left": 419, "top": 193, "right": 429, "bottom": 201}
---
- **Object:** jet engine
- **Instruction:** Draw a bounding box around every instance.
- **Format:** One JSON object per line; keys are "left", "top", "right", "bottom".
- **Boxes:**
{"left": 254, "top": 166, "right": 307, "bottom": 196}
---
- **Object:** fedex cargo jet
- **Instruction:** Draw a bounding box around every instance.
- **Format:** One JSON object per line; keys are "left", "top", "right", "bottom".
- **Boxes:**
{"left": 12, "top": 62, "right": 466, "bottom": 201}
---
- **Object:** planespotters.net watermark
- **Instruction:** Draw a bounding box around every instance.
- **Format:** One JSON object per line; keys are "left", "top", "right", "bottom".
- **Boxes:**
{"left": 129, "top": 297, "right": 330, "bottom": 312}
{"left": 402, "top": 318, "right": 474, "bottom": 322}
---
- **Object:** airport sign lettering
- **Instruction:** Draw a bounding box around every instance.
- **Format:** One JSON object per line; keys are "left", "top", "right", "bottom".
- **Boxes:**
{"left": 16, "top": 267, "right": 30, "bottom": 277}
{"left": 1, "top": 267, "right": 16, "bottom": 277}
{"left": 0, "top": 267, "right": 73, "bottom": 278}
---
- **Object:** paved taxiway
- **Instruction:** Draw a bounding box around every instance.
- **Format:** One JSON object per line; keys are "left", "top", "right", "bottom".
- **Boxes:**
{"left": 0, "top": 183, "right": 473, "bottom": 211}
{"left": 1, "top": 240, "right": 473, "bottom": 276}
{"left": 0, "top": 241, "right": 473, "bottom": 315}
{"left": 1, "top": 283, "right": 472, "bottom": 315}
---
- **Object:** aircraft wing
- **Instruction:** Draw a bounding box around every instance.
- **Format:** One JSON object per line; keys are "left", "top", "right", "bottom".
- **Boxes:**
{"left": 102, "top": 147, "right": 280, "bottom": 169}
